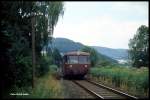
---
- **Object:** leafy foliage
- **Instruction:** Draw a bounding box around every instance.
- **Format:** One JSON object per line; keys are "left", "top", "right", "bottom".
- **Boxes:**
{"left": 80, "top": 46, "right": 118, "bottom": 67}
{"left": 52, "top": 48, "right": 62, "bottom": 67}
{"left": 1, "top": 1, "right": 64, "bottom": 96}
{"left": 36, "top": 55, "right": 51, "bottom": 77}
{"left": 80, "top": 46, "right": 99, "bottom": 66}
{"left": 1, "top": 1, "right": 33, "bottom": 89}
{"left": 128, "top": 25, "right": 149, "bottom": 68}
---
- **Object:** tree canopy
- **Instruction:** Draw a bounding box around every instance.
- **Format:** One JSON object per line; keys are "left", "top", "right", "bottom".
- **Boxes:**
{"left": 128, "top": 25, "right": 149, "bottom": 68}
{"left": 80, "top": 46, "right": 99, "bottom": 66}
{"left": 1, "top": 1, "right": 64, "bottom": 93}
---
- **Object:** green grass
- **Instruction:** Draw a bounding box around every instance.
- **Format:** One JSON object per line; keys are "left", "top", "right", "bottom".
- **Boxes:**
{"left": 7, "top": 65, "right": 63, "bottom": 99}
{"left": 90, "top": 66, "right": 149, "bottom": 97}
{"left": 31, "top": 71, "right": 63, "bottom": 98}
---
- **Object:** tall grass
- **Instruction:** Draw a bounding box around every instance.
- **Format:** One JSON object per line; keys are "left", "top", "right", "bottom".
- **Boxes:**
{"left": 31, "top": 71, "right": 63, "bottom": 98}
{"left": 90, "top": 66, "right": 149, "bottom": 97}
{"left": 8, "top": 65, "right": 63, "bottom": 99}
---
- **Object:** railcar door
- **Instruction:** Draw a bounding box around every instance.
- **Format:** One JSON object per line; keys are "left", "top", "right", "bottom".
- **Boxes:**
{"left": 62, "top": 55, "right": 67, "bottom": 77}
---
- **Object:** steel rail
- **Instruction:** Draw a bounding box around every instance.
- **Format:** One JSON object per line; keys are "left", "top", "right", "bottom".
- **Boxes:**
{"left": 73, "top": 80, "right": 104, "bottom": 99}
{"left": 86, "top": 80, "right": 138, "bottom": 99}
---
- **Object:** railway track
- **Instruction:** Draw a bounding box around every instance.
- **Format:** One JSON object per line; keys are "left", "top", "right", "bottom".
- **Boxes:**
{"left": 72, "top": 80, "right": 138, "bottom": 99}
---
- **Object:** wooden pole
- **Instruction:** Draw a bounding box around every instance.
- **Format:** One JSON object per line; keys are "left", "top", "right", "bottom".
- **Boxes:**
{"left": 31, "top": 16, "right": 35, "bottom": 88}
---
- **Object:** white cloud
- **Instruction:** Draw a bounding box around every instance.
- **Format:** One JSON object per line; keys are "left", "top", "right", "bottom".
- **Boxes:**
{"left": 112, "top": 2, "right": 148, "bottom": 17}
{"left": 53, "top": 2, "right": 148, "bottom": 49}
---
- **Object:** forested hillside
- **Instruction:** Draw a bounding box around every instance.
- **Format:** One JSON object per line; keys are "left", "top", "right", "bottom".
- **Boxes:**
{"left": 92, "top": 46, "right": 128, "bottom": 60}
{"left": 48, "top": 38, "right": 118, "bottom": 65}
{"left": 50, "top": 38, "right": 128, "bottom": 61}
{"left": 49, "top": 38, "right": 83, "bottom": 53}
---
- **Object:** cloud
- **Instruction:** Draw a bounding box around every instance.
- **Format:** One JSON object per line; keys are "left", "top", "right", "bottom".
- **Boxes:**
{"left": 54, "top": 2, "right": 148, "bottom": 49}
{"left": 110, "top": 2, "right": 148, "bottom": 19}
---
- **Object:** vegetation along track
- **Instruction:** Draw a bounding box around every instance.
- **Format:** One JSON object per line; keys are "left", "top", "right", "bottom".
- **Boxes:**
{"left": 73, "top": 80, "right": 138, "bottom": 99}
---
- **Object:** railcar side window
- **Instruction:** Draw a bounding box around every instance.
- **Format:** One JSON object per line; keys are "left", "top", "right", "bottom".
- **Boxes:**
{"left": 78, "top": 56, "right": 90, "bottom": 64}
{"left": 68, "top": 56, "right": 78, "bottom": 64}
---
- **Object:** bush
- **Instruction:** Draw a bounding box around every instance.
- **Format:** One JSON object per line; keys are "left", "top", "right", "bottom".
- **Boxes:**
{"left": 15, "top": 55, "right": 32, "bottom": 87}
{"left": 49, "top": 65, "right": 58, "bottom": 73}
{"left": 36, "top": 55, "right": 53, "bottom": 77}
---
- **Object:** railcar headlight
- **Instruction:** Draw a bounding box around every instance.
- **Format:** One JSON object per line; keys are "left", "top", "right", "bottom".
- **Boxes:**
{"left": 69, "top": 65, "right": 72, "bottom": 68}
{"left": 84, "top": 65, "right": 87, "bottom": 68}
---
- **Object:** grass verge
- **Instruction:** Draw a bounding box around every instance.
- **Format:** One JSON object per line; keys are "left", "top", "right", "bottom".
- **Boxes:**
{"left": 7, "top": 65, "right": 63, "bottom": 99}
{"left": 89, "top": 66, "right": 149, "bottom": 97}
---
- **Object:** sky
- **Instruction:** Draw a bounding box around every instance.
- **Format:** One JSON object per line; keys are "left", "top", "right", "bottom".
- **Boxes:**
{"left": 53, "top": 2, "right": 148, "bottom": 49}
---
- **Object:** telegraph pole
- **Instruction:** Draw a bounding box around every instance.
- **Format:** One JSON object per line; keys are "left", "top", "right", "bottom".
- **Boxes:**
{"left": 31, "top": 15, "right": 35, "bottom": 88}
{"left": 31, "top": 12, "right": 43, "bottom": 89}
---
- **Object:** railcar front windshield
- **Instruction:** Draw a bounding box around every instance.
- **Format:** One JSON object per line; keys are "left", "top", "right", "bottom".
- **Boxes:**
{"left": 68, "top": 56, "right": 78, "bottom": 64}
{"left": 67, "top": 55, "right": 90, "bottom": 64}
{"left": 78, "top": 56, "right": 90, "bottom": 64}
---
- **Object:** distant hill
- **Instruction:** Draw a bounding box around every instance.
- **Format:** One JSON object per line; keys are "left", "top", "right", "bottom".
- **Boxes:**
{"left": 49, "top": 38, "right": 118, "bottom": 64}
{"left": 49, "top": 37, "right": 83, "bottom": 53}
{"left": 92, "top": 46, "right": 128, "bottom": 60}
{"left": 96, "top": 51, "right": 118, "bottom": 64}
{"left": 50, "top": 38, "right": 128, "bottom": 60}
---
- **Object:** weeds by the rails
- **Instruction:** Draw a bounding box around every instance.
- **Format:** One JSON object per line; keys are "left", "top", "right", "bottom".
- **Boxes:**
{"left": 31, "top": 71, "right": 63, "bottom": 98}
{"left": 8, "top": 65, "right": 63, "bottom": 98}
{"left": 90, "top": 66, "right": 149, "bottom": 97}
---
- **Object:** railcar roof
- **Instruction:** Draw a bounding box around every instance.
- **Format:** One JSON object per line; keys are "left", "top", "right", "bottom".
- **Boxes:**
{"left": 64, "top": 51, "right": 90, "bottom": 56}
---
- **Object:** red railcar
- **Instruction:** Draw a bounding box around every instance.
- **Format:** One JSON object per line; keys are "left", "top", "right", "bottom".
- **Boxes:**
{"left": 62, "top": 51, "right": 90, "bottom": 78}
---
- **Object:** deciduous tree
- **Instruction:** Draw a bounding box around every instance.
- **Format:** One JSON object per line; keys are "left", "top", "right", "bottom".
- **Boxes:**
{"left": 128, "top": 25, "right": 149, "bottom": 68}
